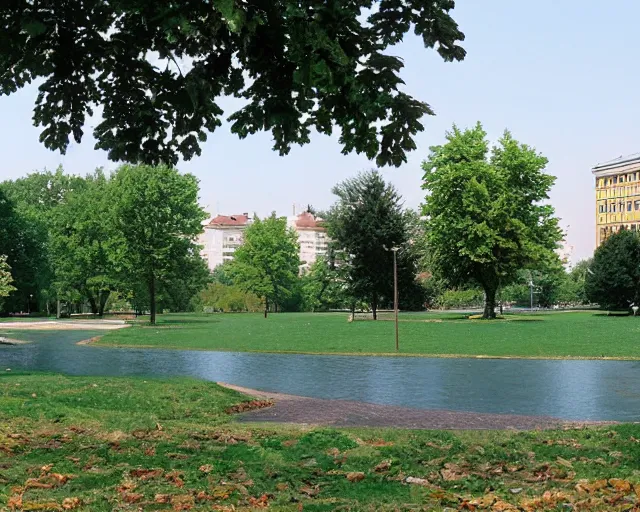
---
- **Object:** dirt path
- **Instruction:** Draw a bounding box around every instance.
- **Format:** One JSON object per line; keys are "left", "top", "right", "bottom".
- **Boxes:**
{"left": 218, "top": 383, "right": 601, "bottom": 430}
{"left": 0, "top": 320, "right": 130, "bottom": 331}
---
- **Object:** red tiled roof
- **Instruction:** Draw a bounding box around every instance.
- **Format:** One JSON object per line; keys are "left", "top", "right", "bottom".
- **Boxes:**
{"left": 295, "top": 212, "right": 325, "bottom": 229}
{"left": 208, "top": 214, "right": 250, "bottom": 227}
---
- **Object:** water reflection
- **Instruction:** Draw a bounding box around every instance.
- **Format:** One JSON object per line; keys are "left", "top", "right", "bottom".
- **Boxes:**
{"left": 2, "top": 330, "right": 640, "bottom": 421}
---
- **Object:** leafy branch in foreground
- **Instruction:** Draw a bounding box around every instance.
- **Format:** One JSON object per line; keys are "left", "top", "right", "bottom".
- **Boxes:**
{"left": 0, "top": 0, "right": 465, "bottom": 166}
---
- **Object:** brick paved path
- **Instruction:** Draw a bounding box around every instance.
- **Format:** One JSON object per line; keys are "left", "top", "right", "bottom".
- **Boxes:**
{"left": 218, "top": 383, "right": 596, "bottom": 430}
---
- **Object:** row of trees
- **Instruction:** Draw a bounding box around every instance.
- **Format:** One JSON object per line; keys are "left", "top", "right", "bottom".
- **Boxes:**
{"left": 0, "top": 165, "right": 208, "bottom": 323}
{"left": 3, "top": 123, "right": 592, "bottom": 321}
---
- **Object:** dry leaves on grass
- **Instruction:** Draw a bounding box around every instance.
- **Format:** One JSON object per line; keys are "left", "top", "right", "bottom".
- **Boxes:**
{"left": 165, "top": 470, "right": 185, "bottom": 487}
{"left": 248, "top": 494, "right": 270, "bottom": 508}
{"left": 346, "top": 472, "right": 365, "bottom": 482}
{"left": 225, "top": 400, "right": 273, "bottom": 414}
{"left": 130, "top": 468, "right": 164, "bottom": 480}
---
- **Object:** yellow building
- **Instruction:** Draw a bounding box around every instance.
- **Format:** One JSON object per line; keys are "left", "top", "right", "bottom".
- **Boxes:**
{"left": 593, "top": 153, "right": 640, "bottom": 246}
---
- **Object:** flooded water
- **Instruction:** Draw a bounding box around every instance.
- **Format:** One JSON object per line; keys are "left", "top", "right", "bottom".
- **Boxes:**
{"left": 2, "top": 330, "right": 640, "bottom": 421}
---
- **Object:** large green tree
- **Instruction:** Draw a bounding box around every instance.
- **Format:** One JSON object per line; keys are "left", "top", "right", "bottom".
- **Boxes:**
{"left": 585, "top": 230, "right": 640, "bottom": 311}
{"left": 50, "top": 169, "right": 117, "bottom": 316}
{"left": 1, "top": 168, "right": 86, "bottom": 313}
{"left": 230, "top": 215, "right": 299, "bottom": 318}
{"left": 110, "top": 164, "right": 208, "bottom": 324}
{"left": 326, "top": 170, "right": 418, "bottom": 319}
{"left": 422, "top": 124, "right": 562, "bottom": 319}
{"left": 0, "top": 1, "right": 464, "bottom": 167}
{"left": 0, "top": 188, "right": 46, "bottom": 313}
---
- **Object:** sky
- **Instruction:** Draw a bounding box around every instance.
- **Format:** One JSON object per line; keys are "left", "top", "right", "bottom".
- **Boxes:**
{"left": 1, "top": 0, "right": 639, "bottom": 263}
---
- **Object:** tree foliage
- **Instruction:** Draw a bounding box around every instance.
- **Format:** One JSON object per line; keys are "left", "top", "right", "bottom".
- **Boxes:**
{"left": 110, "top": 164, "right": 208, "bottom": 324}
{"left": 0, "top": 187, "right": 47, "bottom": 313}
{"left": 422, "top": 123, "right": 562, "bottom": 319}
{"left": 586, "top": 230, "right": 640, "bottom": 311}
{"left": 49, "top": 169, "right": 116, "bottom": 315}
{"left": 230, "top": 216, "right": 300, "bottom": 317}
{"left": 326, "top": 170, "right": 418, "bottom": 318}
{"left": 0, "top": 0, "right": 465, "bottom": 167}
{"left": 300, "top": 255, "right": 349, "bottom": 312}
{"left": 0, "top": 255, "right": 16, "bottom": 308}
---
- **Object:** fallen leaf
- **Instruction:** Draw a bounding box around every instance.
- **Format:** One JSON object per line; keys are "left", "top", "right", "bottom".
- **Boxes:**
{"left": 8, "top": 493, "right": 23, "bottom": 510}
{"left": 575, "top": 479, "right": 608, "bottom": 494}
{"left": 492, "top": 499, "right": 517, "bottom": 511}
{"left": 300, "top": 485, "right": 319, "bottom": 497}
{"left": 61, "top": 497, "right": 81, "bottom": 510}
{"left": 609, "top": 478, "right": 632, "bottom": 492}
{"left": 155, "top": 494, "right": 172, "bottom": 503}
{"left": 24, "top": 479, "right": 53, "bottom": 490}
{"left": 122, "top": 492, "right": 144, "bottom": 503}
{"left": 248, "top": 494, "right": 269, "bottom": 508}
{"left": 225, "top": 400, "right": 273, "bottom": 414}
{"left": 171, "top": 494, "right": 194, "bottom": 510}
{"left": 166, "top": 470, "right": 185, "bottom": 487}
{"left": 40, "top": 464, "right": 54, "bottom": 473}
{"left": 405, "top": 476, "right": 434, "bottom": 487}
{"left": 346, "top": 472, "right": 365, "bottom": 482}
{"left": 130, "top": 468, "right": 163, "bottom": 480}
{"left": 374, "top": 460, "right": 391, "bottom": 473}
{"left": 276, "top": 483, "right": 289, "bottom": 491}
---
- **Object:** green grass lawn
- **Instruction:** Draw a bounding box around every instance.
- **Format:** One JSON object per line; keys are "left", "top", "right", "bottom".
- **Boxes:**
{"left": 2, "top": 373, "right": 640, "bottom": 511}
{"left": 93, "top": 311, "right": 640, "bottom": 359}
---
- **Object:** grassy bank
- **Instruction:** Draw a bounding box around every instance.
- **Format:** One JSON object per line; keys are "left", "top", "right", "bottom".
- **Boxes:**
{"left": 94, "top": 311, "right": 640, "bottom": 359}
{"left": 2, "top": 374, "right": 640, "bottom": 511}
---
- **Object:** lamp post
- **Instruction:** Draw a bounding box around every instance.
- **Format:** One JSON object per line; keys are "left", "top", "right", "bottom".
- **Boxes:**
{"left": 384, "top": 245, "right": 400, "bottom": 352}
{"left": 28, "top": 294, "right": 33, "bottom": 315}
{"left": 392, "top": 247, "right": 399, "bottom": 352}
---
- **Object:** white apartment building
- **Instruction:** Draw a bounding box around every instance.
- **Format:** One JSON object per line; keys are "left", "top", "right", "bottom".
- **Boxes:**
{"left": 198, "top": 213, "right": 251, "bottom": 271}
{"left": 287, "top": 211, "right": 330, "bottom": 272}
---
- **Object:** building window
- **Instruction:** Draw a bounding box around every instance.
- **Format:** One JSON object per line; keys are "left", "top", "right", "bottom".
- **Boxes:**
{"left": 635, "top": 201, "right": 640, "bottom": 211}
{"left": 614, "top": 176, "right": 618, "bottom": 184}
{"left": 612, "top": 204, "right": 616, "bottom": 213}
{"left": 628, "top": 201, "right": 633, "bottom": 212}
{"left": 621, "top": 175, "right": 625, "bottom": 183}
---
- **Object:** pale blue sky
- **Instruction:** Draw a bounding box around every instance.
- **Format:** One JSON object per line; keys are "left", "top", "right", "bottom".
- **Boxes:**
{"left": 1, "top": 0, "right": 639, "bottom": 262}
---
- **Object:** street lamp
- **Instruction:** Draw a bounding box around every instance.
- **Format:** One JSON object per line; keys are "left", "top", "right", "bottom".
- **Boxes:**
{"left": 28, "top": 294, "right": 33, "bottom": 315}
{"left": 384, "top": 245, "right": 400, "bottom": 352}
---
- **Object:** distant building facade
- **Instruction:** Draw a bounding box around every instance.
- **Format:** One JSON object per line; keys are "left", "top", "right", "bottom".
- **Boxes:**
{"left": 556, "top": 240, "right": 574, "bottom": 270}
{"left": 287, "top": 211, "right": 329, "bottom": 273}
{"left": 198, "top": 214, "right": 251, "bottom": 271}
{"left": 592, "top": 153, "right": 640, "bottom": 246}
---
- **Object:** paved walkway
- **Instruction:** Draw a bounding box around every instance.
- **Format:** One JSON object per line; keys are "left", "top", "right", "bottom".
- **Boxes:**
{"left": 218, "top": 383, "right": 594, "bottom": 430}
{"left": 0, "top": 320, "right": 129, "bottom": 330}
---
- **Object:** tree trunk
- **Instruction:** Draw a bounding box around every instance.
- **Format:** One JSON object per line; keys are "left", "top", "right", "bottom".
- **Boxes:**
{"left": 264, "top": 299, "right": 269, "bottom": 319}
{"left": 372, "top": 293, "right": 378, "bottom": 320}
{"left": 87, "top": 295, "right": 99, "bottom": 315}
{"left": 98, "top": 290, "right": 110, "bottom": 317}
{"left": 483, "top": 286, "right": 497, "bottom": 319}
{"left": 149, "top": 273, "right": 156, "bottom": 325}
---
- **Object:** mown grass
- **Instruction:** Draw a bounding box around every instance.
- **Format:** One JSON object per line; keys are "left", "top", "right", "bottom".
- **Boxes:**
{"left": 2, "top": 374, "right": 640, "bottom": 511}
{"left": 94, "top": 311, "right": 640, "bottom": 359}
